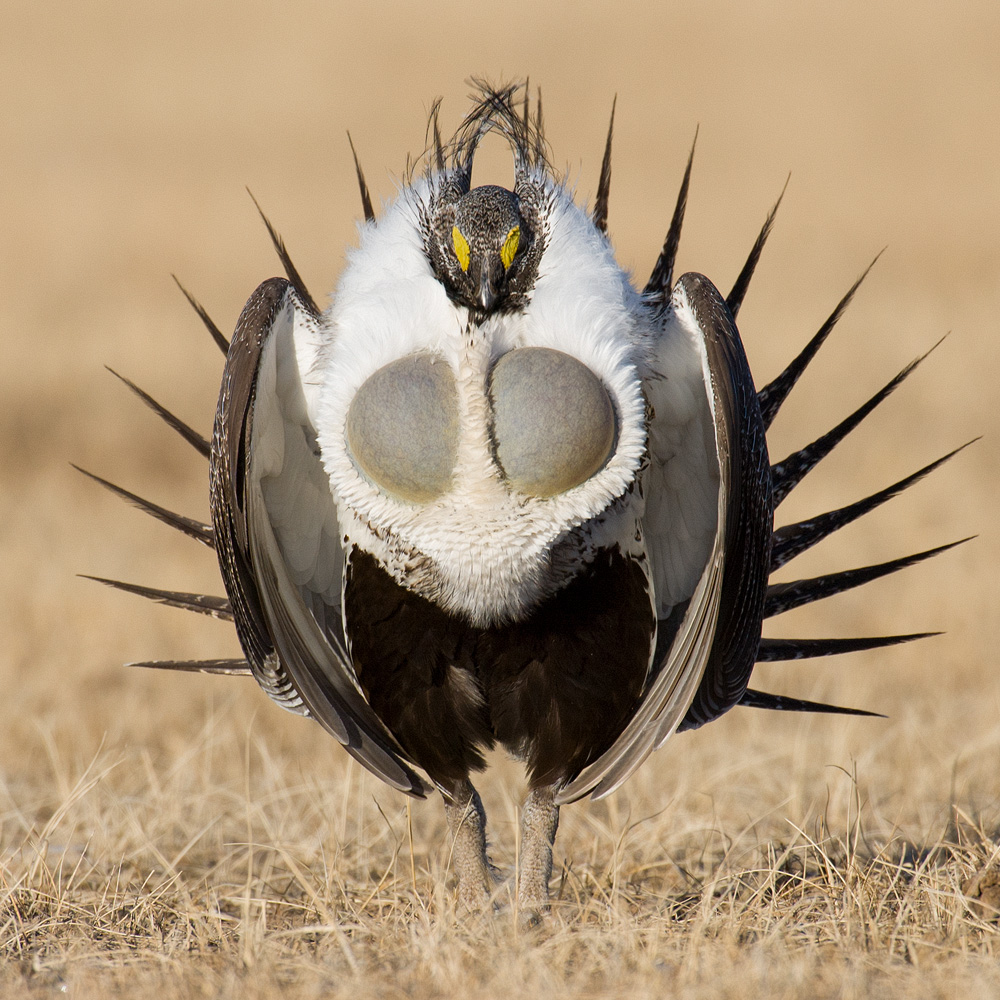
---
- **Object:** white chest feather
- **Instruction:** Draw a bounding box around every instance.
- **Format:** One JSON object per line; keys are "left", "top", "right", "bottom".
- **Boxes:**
{"left": 311, "top": 181, "right": 651, "bottom": 625}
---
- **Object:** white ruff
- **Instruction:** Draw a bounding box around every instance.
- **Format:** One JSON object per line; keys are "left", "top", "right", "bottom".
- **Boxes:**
{"left": 313, "top": 177, "right": 651, "bottom": 625}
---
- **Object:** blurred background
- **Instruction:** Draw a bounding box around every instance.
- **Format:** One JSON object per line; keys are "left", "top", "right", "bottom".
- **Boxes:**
{"left": 1, "top": 0, "right": 997, "bottom": 844}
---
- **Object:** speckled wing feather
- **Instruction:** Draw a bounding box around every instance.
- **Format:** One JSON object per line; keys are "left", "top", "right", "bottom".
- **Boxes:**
{"left": 677, "top": 274, "right": 773, "bottom": 730}
{"left": 210, "top": 277, "right": 428, "bottom": 796}
{"left": 557, "top": 272, "right": 767, "bottom": 802}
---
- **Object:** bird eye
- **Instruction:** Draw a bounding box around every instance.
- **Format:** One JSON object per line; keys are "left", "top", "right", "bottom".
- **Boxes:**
{"left": 346, "top": 354, "right": 459, "bottom": 503}
{"left": 452, "top": 227, "right": 471, "bottom": 273}
{"left": 489, "top": 347, "right": 616, "bottom": 498}
{"left": 501, "top": 226, "right": 520, "bottom": 270}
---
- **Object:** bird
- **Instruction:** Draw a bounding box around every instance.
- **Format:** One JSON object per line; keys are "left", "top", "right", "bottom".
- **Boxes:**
{"left": 81, "top": 82, "right": 971, "bottom": 920}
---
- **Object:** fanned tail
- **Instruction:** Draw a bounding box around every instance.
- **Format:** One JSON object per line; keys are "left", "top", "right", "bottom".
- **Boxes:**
{"left": 87, "top": 284, "right": 238, "bottom": 670}
{"left": 745, "top": 265, "right": 967, "bottom": 715}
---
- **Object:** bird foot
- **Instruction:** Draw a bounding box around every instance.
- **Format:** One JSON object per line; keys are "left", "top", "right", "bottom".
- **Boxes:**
{"left": 454, "top": 862, "right": 506, "bottom": 913}
{"left": 444, "top": 781, "right": 502, "bottom": 913}
{"left": 515, "top": 786, "right": 560, "bottom": 925}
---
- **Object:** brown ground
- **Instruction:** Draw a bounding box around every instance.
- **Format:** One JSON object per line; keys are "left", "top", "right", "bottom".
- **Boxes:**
{"left": 2, "top": 1, "right": 999, "bottom": 996}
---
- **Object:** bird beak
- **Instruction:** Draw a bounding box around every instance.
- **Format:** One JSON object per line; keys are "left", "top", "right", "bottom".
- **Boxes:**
{"left": 478, "top": 267, "right": 497, "bottom": 311}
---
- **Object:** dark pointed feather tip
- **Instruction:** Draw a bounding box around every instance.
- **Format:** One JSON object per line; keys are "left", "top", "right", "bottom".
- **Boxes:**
{"left": 127, "top": 659, "right": 253, "bottom": 676}
{"left": 71, "top": 465, "right": 214, "bottom": 547}
{"left": 171, "top": 274, "right": 230, "bottom": 355}
{"left": 764, "top": 536, "right": 975, "bottom": 619}
{"left": 78, "top": 574, "right": 233, "bottom": 621}
{"left": 740, "top": 690, "right": 886, "bottom": 718}
{"left": 725, "top": 173, "right": 790, "bottom": 319}
{"left": 102, "top": 366, "right": 211, "bottom": 458}
{"left": 245, "top": 188, "right": 321, "bottom": 317}
{"left": 770, "top": 438, "right": 979, "bottom": 571}
{"left": 757, "top": 249, "right": 886, "bottom": 429}
{"left": 346, "top": 131, "right": 375, "bottom": 223}
{"left": 642, "top": 127, "right": 698, "bottom": 305}
{"left": 592, "top": 94, "right": 617, "bottom": 235}
{"left": 771, "top": 340, "right": 944, "bottom": 507}
{"left": 756, "top": 631, "right": 942, "bottom": 663}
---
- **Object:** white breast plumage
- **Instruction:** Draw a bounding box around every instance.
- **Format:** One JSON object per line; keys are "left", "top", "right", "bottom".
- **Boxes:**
{"left": 316, "top": 176, "right": 650, "bottom": 625}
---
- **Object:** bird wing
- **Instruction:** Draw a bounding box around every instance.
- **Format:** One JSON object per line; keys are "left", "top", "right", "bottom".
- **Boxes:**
{"left": 557, "top": 272, "right": 769, "bottom": 803}
{"left": 675, "top": 274, "right": 772, "bottom": 730}
{"left": 211, "top": 277, "right": 429, "bottom": 796}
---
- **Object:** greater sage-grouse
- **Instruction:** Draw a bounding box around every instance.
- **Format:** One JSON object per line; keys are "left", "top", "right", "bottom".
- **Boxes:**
{"left": 83, "top": 83, "right": 970, "bottom": 917}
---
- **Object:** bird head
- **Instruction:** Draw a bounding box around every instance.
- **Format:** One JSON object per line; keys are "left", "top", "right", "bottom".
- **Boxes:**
{"left": 427, "top": 184, "right": 538, "bottom": 315}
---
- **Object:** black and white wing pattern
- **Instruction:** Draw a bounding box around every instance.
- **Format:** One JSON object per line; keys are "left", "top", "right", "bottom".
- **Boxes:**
{"left": 558, "top": 271, "right": 770, "bottom": 802}
{"left": 211, "top": 276, "right": 428, "bottom": 795}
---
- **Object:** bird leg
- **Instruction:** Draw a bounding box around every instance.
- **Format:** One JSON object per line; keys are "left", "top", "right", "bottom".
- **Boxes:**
{"left": 517, "top": 784, "right": 560, "bottom": 921}
{"left": 443, "top": 778, "right": 497, "bottom": 910}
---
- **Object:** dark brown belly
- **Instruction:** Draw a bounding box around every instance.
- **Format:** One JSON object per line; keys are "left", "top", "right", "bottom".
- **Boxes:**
{"left": 343, "top": 546, "right": 654, "bottom": 789}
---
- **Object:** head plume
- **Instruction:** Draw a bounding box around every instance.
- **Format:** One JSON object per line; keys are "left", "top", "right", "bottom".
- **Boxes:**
{"left": 425, "top": 80, "right": 550, "bottom": 200}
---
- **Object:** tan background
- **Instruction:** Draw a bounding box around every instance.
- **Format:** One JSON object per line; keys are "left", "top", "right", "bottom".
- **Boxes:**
{"left": 1, "top": 0, "right": 998, "bottom": 995}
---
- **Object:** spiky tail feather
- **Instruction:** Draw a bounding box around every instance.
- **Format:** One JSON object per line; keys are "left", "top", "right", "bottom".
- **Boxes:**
{"left": 739, "top": 689, "right": 883, "bottom": 717}
{"left": 73, "top": 466, "right": 214, "bottom": 548}
{"left": 726, "top": 177, "right": 788, "bottom": 320}
{"left": 770, "top": 442, "right": 975, "bottom": 571}
{"left": 757, "top": 254, "right": 883, "bottom": 430}
{"left": 105, "top": 368, "right": 210, "bottom": 458}
{"left": 769, "top": 340, "right": 943, "bottom": 508}
{"left": 643, "top": 129, "right": 696, "bottom": 307}
{"left": 246, "top": 189, "right": 321, "bottom": 317}
{"left": 172, "top": 276, "right": 230, "bottom": 355}
{"left": 128, "top": 658, "right": 251, "bottom": 675}
{"left": 591, "top": 96, "right": 616, "bottom": 235}
{"left": 346, "top": 132, "right": 375, "bottom": 224}
{"left": 81, "top": 575, "right": 233, "bottom": 621}
{"left": 763, "top": 539, "right": 972, "bottom": 619}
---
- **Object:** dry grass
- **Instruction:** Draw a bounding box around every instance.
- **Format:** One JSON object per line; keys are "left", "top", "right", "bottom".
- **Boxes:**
{"left": 5, "top": 729, "right": 1000, "bottom": 998}
{"left": 2, "top": 1, "right": 999, "bottom": 996}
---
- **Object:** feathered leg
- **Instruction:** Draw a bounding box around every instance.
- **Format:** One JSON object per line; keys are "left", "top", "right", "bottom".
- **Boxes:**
{"left": 443, "top": 779, "right": 497, "bottom": 911}
{"left": 517, "top": 784, "right": 560, "bottom": 924}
